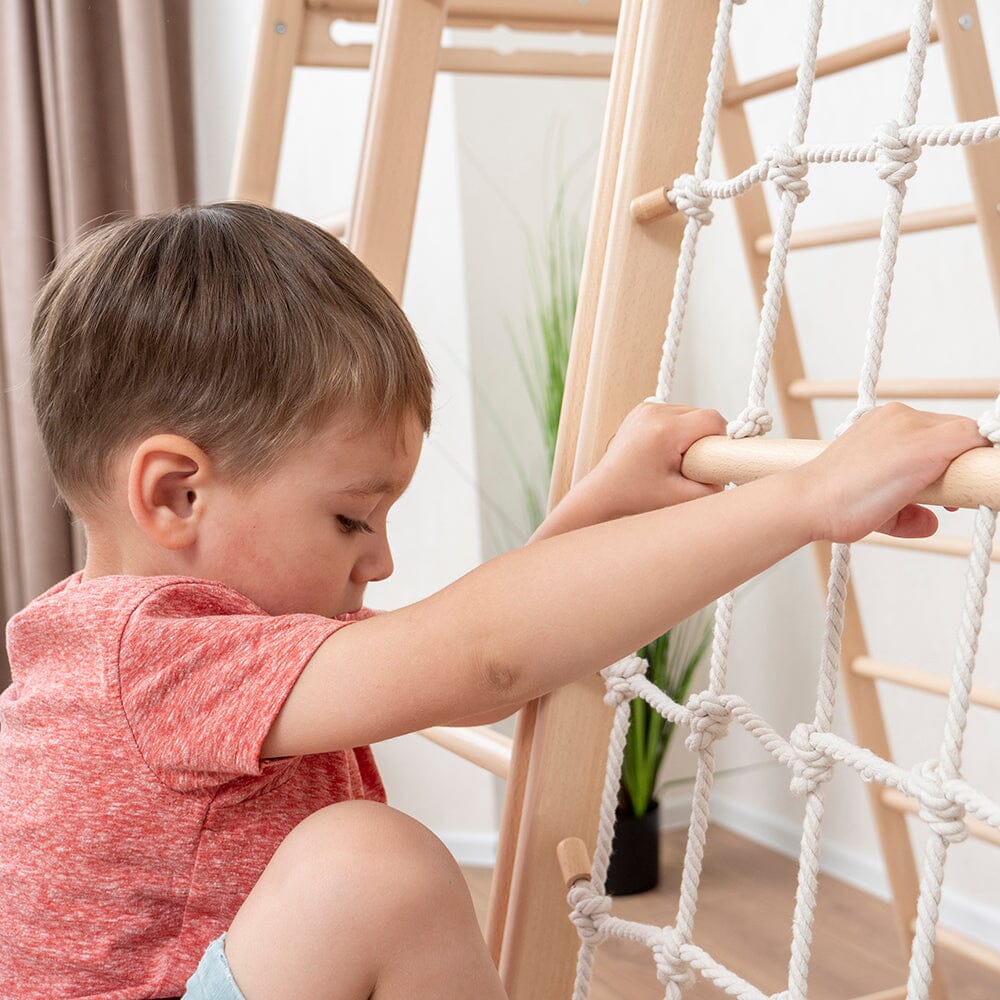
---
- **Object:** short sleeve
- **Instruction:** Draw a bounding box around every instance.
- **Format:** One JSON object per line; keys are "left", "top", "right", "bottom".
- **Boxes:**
{"left": 117, "top": 581, "right": 363, "bottom": 792}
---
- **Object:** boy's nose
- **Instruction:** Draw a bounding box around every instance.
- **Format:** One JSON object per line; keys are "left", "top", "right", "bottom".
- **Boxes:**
{"left": 357, "top": 537, "right": 394, "bottom": 584}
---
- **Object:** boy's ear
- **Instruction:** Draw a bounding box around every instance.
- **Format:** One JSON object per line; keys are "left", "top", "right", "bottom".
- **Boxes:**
{"left": 127, "top": 434, "right": 213, "bottom": 551}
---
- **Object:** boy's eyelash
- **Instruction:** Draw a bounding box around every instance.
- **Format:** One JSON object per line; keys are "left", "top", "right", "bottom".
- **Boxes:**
{"left": 336, "top": 515, "right": 375, "bottom": 535}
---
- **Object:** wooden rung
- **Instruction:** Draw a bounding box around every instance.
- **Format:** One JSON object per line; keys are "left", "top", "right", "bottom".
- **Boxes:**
{"left": 304, "top": 0, "right": 620, "bottom": 34}
{"left": 859, "top": 533, "right": 1000, "bottom": 561}
{"left": 755, "top": 203, "right": 976, "bottom": 255}
{"left": 787, "top": 377, "right": 999, "bottom": 400}
{"left": 934, "top": 924, "right": 1000, "bottom": 973}
{"left": 419, "top": 725, "right": 513, "bottom": 779}
{"left": 680, "top": 435, "right": 1000, "bottom": 510}
{"left": 852, "top": 656, "right": 1000, "bottom": 711}
{"left": 319, "top": 210, "right": 349, "bottom": 238}
{"left": 556, "top": 837, "right": 592, "bottom": 890}
{"left": 908, "top": 918, "right": 1000, "bottom": 973}
{"left": 724, "top": 24, "right": 939, "bottom": 106}
{"left": 849, "top": 988, "right": 907, "bottom": 1000}
{"left": 630, "top": 186, "right": 676, "bottom": 224}
{"left": 301, "top": 39, "right": 613, "bottom": 78}
{"left": 883, "top": 788, "right": 1000, "bottom": 848}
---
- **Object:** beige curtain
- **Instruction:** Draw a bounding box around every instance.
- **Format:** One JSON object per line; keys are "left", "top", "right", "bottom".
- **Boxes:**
{"left": 0, "top": 0, "right": 195, "bottom": 686}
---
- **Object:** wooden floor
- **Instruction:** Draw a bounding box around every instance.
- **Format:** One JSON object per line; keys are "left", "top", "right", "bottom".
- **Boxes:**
{"left": 462, "top": 825, "right": 998, "bottom": 999}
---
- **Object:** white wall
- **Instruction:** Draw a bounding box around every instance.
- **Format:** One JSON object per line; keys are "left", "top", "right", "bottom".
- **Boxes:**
{"left": 191, "top": 0, "right": 1000, "bottom": 948}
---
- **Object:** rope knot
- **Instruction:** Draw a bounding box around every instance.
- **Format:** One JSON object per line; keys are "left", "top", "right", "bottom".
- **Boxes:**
{"left": 685, "top": 691, "right": 732, "bottom": 752}
{"left": 875, "top": 120, "right": 921, "bottom": 186}
{"left": 652, "top": 927, "right": 693, "bottom": 987}
{"left": 727, "top": 404, "right": 773, "bottom": 439}
{"left": 977, "top": 409, "right": 1000, "bottom": 445}
{"left": 913, "top": 760, "right": 967, "bottom": 844}
{"left": 567, "top": 882, "right": 612, "bottom": 943}
{"left": 668, "top": 173, "right": 714, "bottom": 225}
{"left": 789, "top": 723, "right": 835, "bottom": 796}
{"left": 766, "top": 144, "right": 810, "bottom": 203}
{"left": 601, "top": 654, "right": 648, "bottom": 708}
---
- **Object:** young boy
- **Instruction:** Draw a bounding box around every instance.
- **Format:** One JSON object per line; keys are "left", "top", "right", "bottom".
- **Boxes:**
{"left": 0, "top": 201, "right": 987, "bottom": 1000}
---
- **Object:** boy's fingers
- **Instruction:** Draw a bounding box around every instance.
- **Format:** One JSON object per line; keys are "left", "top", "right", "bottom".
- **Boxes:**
{"left": 670, "top": 478, "right": 724, "bottom": 504}
{"left": 672, "top": 409, "right": 728, "bottom": 452}
{"left": 877, "top": 504, "right": 938, "bottom": 539}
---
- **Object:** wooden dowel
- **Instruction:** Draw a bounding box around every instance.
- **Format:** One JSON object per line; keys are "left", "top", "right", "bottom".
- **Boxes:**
{"left": 301, "top": 37, "right": 613, "bottom": 77}
{"left": 724, "top": 24, "right": 939, "bottom": 106}
{"left": 680, "top": 435, "right": 1000, "bottom": 510}
{"left": 852, "top": 656, "right": 1000, "bottom": 711}
{"left": 849, "top": 988, "right": 907, "bottom": 1000}
{"left": 883, "top": 788, "right": 1000, "bottom": 848}
{"left": 556, "top": 837, "right": 592, "bottom": 890}
{"left": 485, "top": 701, "right": 537, "bottom": 965}
{"left": 305, "top": 0, "right": 621, "bottom": 33}
{"left": 629, "top": 186, "right": 677, "bottom": 224}
{"left": 933, "top": 923, "right": 1000, "bottom": 973}
{"left": 319, "top": 211, "right": 349, "bottom": 238}
{"left": 859, "top": 532, "right": 1000, "bottom": 561}
{"left": 755, "top": 203, "right": 976, "bottom": 255}
{"left": 418, "top": 725, "right": 512, "bottom": 779}
{"left": 787, "top": 377, "right": 999, "bottom": 400}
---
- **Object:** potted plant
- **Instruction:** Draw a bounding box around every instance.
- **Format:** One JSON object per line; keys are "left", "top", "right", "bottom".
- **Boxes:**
{"left": 605, "top": 616, "right": 712, "bottom": 895}
{"left": 515, "top": 191, "right": 714, "bottom": 895}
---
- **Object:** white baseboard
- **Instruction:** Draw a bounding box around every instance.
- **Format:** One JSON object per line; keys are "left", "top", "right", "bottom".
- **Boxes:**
{"left": 442, "top": 829, "right": 499, "bottom": 868}
{"left": 677, "top": 791, "right": 1000, "bottom": 952}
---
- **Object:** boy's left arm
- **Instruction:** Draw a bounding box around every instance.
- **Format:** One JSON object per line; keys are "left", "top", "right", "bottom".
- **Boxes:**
{"left": 449, "top": 401, "right": 726, "bottom": 725}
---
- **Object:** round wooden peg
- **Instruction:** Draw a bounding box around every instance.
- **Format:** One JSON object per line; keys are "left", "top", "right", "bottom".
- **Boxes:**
{"left": 556, "top": 837, "right": 593, "bottom": 890}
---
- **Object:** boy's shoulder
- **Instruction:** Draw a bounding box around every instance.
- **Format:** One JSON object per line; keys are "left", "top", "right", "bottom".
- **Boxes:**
{"left": 15, "top": 572, "right": 265, "bottom": 621}
{"left": 5, "top": 574, "right": 268, "bottom": 675}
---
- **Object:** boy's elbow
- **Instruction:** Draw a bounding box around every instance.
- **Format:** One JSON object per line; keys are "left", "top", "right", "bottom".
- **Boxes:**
{"left": 476, "top": 646, "right": 521, "bottom": 705}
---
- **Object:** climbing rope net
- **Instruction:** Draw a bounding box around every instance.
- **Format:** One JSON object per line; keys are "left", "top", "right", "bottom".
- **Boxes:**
{"left": 565, "top": 2, "right": 1000, "bottom": 998}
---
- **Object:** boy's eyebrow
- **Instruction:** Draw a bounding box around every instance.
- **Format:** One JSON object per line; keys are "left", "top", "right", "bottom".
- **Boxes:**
{"left": 338, "top": 477, "right": 402, "bottom": 497}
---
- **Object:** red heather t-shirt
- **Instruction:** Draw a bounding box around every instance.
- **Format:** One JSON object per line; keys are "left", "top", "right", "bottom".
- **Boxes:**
{"left": 0, "top": 573, "right": 386, "bottom": 999}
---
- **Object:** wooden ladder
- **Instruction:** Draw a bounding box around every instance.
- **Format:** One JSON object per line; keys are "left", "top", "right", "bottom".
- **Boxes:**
{"left": 229, "top": 0, "right": 618, "bottom": 299}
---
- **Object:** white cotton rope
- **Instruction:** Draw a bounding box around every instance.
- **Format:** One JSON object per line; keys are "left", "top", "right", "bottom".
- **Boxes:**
{"left": 566, "top": 1, "right": 1000, "bottom": 999}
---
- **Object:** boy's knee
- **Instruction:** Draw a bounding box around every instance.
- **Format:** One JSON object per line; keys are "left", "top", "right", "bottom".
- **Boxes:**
{"left": 274, "top": 801, "right": 464, "bottom": 911}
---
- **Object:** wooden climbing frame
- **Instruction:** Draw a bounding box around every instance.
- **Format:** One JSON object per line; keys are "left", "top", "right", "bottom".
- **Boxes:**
{"left": 230, "top": 1, "right": 1000, "bottom": 995}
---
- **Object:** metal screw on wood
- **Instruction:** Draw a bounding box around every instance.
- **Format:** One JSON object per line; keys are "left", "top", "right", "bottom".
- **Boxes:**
{"left": 275, "top": 21, "right": 287, "bottom": 35}
{"left": 958, "top": 14, "right": 974, "bottom": 30}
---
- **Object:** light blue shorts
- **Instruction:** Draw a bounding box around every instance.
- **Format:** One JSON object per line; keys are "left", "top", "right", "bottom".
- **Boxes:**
{"left": 182, "top": 933, "right": 246, "bottom": 1000}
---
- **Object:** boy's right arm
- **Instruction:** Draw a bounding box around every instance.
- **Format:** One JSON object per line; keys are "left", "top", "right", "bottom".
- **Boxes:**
{"left": 261, "top": 404, "right": 989, "bottom": 758}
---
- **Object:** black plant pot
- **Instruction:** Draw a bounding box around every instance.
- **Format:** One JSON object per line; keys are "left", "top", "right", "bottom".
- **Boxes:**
{"left": 605, "top": 800, "right": 660, "bottom": 896}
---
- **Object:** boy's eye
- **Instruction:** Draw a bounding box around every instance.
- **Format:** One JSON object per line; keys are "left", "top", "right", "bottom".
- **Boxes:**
{"left": 336, "top": 515, "right": 374, "bottom": 535}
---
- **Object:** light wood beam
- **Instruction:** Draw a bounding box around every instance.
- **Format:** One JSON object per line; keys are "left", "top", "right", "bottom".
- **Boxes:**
{"left": 723, "top": 24, "right": 939, "bottom": 106}
{"left": 419, "top": 726, "right": 513, "bottom": 779}
{"left": 755, "top": 203, "right": 976, "bottom": 255}
{"left": 787, "top": 377, "right": 998, "bottom": 399}
{"left": 852, "top": 656, "right": 1000, "bottom": 711}
{"left": 499, "top": 3, "right": 719, "bottom": 995}
{"left": 679, "top": 434, "right": 1000, "bottom": 510}
{"left": 859, "top": 532, "right": 1000, "bottom": 560}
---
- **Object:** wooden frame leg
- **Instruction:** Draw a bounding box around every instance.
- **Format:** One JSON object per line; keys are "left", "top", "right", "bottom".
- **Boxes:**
{"left": 347, "top": 0, "right": 447, "bottom": 299}
{"left": 497, "top": 3, "right": 720, "bottom": 996}
{"left": 229, "top": 0, "right": 306, "bottom": 204}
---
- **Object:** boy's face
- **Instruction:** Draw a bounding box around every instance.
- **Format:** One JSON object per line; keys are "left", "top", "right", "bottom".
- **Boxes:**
{"left": 195, "top": 409, "right": 424, "bottom": 619}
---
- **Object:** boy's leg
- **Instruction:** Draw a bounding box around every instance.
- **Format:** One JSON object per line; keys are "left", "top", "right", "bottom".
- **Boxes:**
{"left": 222, "top": 800, "right": 508, "bottom": 1000}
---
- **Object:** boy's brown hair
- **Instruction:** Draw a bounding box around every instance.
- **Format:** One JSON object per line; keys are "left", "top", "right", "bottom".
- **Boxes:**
{"left": 30, "top": 201, "right": 434, "bottom": 517}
